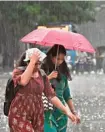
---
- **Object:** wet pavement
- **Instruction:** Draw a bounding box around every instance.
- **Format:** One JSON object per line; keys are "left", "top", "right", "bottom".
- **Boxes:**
{"left": 0, "top": 72, "right": 105, "bottom": 132}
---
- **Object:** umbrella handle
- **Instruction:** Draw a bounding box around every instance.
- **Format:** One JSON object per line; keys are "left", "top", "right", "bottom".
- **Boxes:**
{"left": 55, "top": 45, "right": 59, "bottom": 70}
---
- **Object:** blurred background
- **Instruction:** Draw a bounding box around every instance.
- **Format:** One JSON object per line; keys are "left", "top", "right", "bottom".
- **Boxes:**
{"left": 0, "top": 1, "right": 105, "bottom": 132}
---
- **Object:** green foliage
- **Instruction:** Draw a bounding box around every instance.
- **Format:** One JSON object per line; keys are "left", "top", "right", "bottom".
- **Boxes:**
{"left": 38, "top": 1, "right": 96, "bottom": 24}
{"left": 0, "top": 1, "right": 96, "bottom": 26}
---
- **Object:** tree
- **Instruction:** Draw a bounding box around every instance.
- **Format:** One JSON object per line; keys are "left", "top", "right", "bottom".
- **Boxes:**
{"left": 39, "top": 1, "right": 95, "bottom": 25}
{"left": 0, "top": 1, "right": 96, "bottom": 68}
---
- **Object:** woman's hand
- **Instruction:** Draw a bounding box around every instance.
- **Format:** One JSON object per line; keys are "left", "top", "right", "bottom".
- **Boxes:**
{"left": 75, "top": 114, "right": 81, "bottom": 124}
{"left": 65, "top": 110, "right": 76, "bottom": 123}
{"left": 48, "top": 71, "right": 58, "bottom": 80}
{"left": 30, "top": 51, "right": 40, "bottom": 64}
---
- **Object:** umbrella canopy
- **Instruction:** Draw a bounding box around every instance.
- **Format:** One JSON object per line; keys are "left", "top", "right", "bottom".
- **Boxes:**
{"left": 21, "top": 28, "right": 95, "bottom": 53}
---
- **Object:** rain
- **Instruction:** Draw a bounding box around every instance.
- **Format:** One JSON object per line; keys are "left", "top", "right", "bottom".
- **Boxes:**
{"left": 0, "top": 1, "right": 105, "bottom": 132}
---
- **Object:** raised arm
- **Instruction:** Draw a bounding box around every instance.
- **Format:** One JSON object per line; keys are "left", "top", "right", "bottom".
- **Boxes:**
{"left": 12, "top": 52, "right": 40, "bottom": 86}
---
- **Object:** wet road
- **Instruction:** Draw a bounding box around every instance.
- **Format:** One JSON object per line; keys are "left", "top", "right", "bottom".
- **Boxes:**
{"left": 0, "top": 72, "right": 105, "bottom": 132}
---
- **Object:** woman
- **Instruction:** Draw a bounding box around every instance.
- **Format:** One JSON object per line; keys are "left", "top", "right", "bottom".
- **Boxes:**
{"left": 42, "top": 44, "right": 80, "bottom": 132}
{"left": 8, "top": 48, "right": 76, "bottom": 132}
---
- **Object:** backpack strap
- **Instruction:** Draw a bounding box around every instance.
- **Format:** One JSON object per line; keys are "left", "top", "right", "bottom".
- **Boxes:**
{"left": 39, "top": 69, "right": 46, "bottom": 83}
{"left": 39, "top": 69, "right": 46, "bottom": 77}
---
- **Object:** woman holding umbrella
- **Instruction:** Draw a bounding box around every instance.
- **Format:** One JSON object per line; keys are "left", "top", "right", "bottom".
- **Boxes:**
{"left": 41, "top": 44, "right": 80, "bottom": 132}
{"left": 20, "top": 28, "right": 94, "bottom": 132}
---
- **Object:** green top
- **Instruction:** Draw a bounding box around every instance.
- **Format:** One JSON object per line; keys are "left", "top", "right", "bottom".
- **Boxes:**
{"left": 52, "top": 74, "right": 72, "bottom": 132}
{"left": 44, "top": 74, "right": 72, "bottom": 132}
{"left": 51, "top": 74, "right": 72, "bottom": 105}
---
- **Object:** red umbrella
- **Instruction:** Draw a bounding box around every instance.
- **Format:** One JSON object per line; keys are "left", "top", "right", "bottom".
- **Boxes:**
{"left": 20, "top": 28, "right": 95, "bottom": 53}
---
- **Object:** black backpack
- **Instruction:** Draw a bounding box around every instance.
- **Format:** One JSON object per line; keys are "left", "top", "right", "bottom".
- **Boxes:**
{"left": 3, "top": 78, "right": 21, "bottom": 116}
{"left": 3, "top": 69, "right": 46, "bottom": 116}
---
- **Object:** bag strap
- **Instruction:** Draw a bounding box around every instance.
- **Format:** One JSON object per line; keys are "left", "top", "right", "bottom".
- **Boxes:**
{"left": 39, "top": 69, "right": 46, "bottom": 86}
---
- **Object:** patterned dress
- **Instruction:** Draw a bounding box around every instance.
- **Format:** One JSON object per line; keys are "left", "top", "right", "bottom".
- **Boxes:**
{"left": 8, "top": 68, "right": 55, "bottom": 132}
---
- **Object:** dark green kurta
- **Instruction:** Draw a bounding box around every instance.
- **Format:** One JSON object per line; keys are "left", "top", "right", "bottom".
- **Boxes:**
{"left": 44, "top": 74, "right": 72, "bottom": 132}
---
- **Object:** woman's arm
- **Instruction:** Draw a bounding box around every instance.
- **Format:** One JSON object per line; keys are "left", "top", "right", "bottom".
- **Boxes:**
{"left": 67, "top": 99, "right": 81, "bottom": 124}
{"left": 50, "top": 96, "right": 68, "bottom": 114}
{"left": 63, "top": 84, "right": 77, "bottom": 115}
{"left": 63, "top": 87, "right": 76, "bottom": 114}
{"left": 63, "top": 78, "right": 80, "bottom": 123}
{"left": 63, "top": 87, "right": 72, "bottom": 102}
{"left": 43, "top": 76, "right": 76, "bottom": 123}
{"left": 67, "top": 99, "right": 77, "bottom": 115}
{"left": 14, "top": 52, "right": 40, "bottom": 86}
{"left": 51, "top": 96, "right": 76, "bottom": 122}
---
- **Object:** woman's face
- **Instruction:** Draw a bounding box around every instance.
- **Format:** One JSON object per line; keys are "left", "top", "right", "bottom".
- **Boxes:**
{"left": 27, "top": 61, "right": 41, "bottom": 72}
{"left": 51, "top": 53, "right": 65, "bottom": 66}
{"left": 34, "top": 61, "right": 41, "bottom": 71}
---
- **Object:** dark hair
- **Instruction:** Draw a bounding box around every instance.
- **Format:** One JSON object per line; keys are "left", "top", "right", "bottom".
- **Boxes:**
{"left": 41, "top": 44, "right": 72, "bottom": 81}
{"left": 47, "top": 44, "right": 66, "bottom": 57}
{"left": 16, "top": 52, "right": 27, "bottom": 67}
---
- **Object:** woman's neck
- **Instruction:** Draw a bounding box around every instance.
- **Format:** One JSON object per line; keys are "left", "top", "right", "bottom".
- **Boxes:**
{"left": 32, "top": 71, "right": 39, "bottom": 78}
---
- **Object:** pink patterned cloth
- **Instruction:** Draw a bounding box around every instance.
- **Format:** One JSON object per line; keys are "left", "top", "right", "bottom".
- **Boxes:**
{"left": 8, "top": 68, "right": 55, "bottom": 132}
